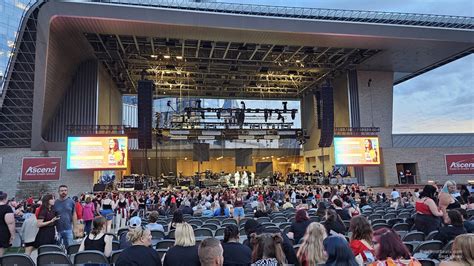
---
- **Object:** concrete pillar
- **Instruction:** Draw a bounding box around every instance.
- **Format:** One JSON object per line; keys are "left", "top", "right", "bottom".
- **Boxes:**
{"left": 356, "top": 70, "right": 394, "bottom": 186}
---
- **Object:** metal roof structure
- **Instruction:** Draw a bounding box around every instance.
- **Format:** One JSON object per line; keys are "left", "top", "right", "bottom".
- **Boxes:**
{"left": 392, "top": 134, "right": 474, "bottom": 148}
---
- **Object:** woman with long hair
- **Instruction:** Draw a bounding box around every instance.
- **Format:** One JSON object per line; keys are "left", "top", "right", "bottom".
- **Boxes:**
{"left": 100, "top": 193, "right": 115, "bottom": 233}
{"left": 34, "top": 194, "right": 60, "bottom": 248}
{"left": 251, "top": 233, "right": 287, "bottom": 266}
{"left": 440, "top": 233, "right": 474, "bottom": 266}
{"left": 79, "top": 216, "right": 113, "bottom": 257}
{"left": 164, "top": 223, "right": 200, "bottom": 266}
{"left": 323, "top": 209, "right": 346, "bottom": 235}
{"left": 254, "top": 201, "right": 269, "bottom": 218}
{"left": 323, "top": 236, "right": 359, "bottom": 266}
{"left": 168, "top": 210, "right": 184, "bottom": 234}
{"left": 82, "top": 195, "right": 95, "bottom": 235}
{"left": 439, "top": 180, "right": 461, "bottom": 223}
{"left": 369, "top": 228, "right": 419, "bottom": 266}
{"left": 108, "top": 138, "right": 125, "bottom": 165}
{"left": 349, "top": 216, "right": 375, "bottom": 263}
{"left": 297, "top": 222, "right": 327, "bottom": 266}
{"left": 414, "top": 185, "right": 443, "bottom": 234}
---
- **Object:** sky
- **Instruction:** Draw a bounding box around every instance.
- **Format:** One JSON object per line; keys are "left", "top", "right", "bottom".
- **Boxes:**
{"left": 216, "top": 0, "right": 474, "bottom": 134}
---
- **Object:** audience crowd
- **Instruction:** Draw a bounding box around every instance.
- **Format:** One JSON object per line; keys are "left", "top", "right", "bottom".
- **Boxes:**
{"left": 0, "top": 180, "right": 474, "bottom": 265}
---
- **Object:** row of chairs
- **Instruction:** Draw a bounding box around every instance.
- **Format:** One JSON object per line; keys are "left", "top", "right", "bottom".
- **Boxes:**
{"left": 1, "top": 250, "right": 115, "bottom": 266}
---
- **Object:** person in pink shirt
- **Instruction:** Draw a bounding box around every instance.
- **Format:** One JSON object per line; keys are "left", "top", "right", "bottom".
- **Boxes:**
{"left": 82, "top": 196, "right": 95, "bottom": 235}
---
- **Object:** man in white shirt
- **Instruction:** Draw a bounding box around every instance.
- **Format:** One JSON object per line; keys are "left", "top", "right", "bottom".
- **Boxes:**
{"left": 234, "top": 171, "right": 240, "bottom": 188}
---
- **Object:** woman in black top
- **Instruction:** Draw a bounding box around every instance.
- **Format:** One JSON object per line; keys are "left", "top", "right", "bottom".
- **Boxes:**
{"left": 79, "top": 216, "right": 113, "bottom": 257}
{"left": 434, "top": 209, "right": 467, "bottom": 245}
{"left": 116, "top": 225, "right": 162, "bottom": 266}
{"left": 168, "top": 210, "right": 184, "bottom": 235}
{"left": 164, "top": 223, "right": 200, "bottom": 266}
{"left": 0, "top": 191, "right": 15, "bottom": 257}
{"left": 34, "top": 194, "right": 59, "bottom": 248}
{"left": 322, "top": 209, "right": 346, "bottom": 236}
{"left": 222, "top": 224, "right": 252, "bottom": 266}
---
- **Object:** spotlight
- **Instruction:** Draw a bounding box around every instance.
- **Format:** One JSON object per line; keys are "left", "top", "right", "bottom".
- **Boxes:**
{"left": 176, "top": 56, "right": 183, "bottom": 60}
{"left": 163, "top": 55, "right": 171, "bottom": 59}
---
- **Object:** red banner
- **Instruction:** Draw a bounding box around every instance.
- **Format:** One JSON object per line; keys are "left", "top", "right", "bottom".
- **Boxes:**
{"left": 445, "top": 154, "right": 474, "bottom": 175}
{"left": 21, "top": 157, "right": 61, "bottom": 181}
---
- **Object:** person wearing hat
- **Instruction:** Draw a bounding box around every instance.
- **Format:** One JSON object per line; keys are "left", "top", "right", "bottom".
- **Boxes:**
{"left": 243, "top": 219, "right": 298, "bottom": 265}
{"left": 119, "top": 216, "right": 142, "bottom": 249}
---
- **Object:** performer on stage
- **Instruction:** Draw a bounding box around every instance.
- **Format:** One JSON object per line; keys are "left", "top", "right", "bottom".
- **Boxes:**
{"left": 234, "top": 171, "right": 240, "bottom": 188}
{"left": 250, "top": 172, "right": 255, "bottom": 186}
{"left": 242, "top": 171, "right": 249, "bottom": 187}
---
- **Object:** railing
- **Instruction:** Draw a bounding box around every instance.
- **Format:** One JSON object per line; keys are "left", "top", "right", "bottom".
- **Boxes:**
{"left": 334, "top": 127, "right": 380, "bottom": 136}
{"left": 0, "top": 0, "right": 35, "bottom": 98}
{"left": 78, "top": 0, "right": 474, "bottom": 29}
{"left": 66, "top": 124, "right": 133, "bottom": 135}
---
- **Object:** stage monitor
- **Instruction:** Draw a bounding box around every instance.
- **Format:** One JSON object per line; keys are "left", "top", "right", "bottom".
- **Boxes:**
{"left": 67, "top": 136, "right": 128, "bottom": 170}
{"left": 334, "top": 136, "right": 380, "bottom": 165}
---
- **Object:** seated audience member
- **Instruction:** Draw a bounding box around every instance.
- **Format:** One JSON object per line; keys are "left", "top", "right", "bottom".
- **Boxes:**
{"left": 146, "top": 211, "right": 164, "bottom": 232}
{"left": 414, "top": 185, "right": 443, "bottom": 235}
{"left": 214, "top": 201, "right": 230, "bottom": 217}
{"left": 116, "top": 225, "right": 162, "bottom": 266}
{"left": 332, "top": 199, "right": 351, "bottom": 220}
{"left": 466, "top": 196, "right": 474, "bottom": 210}
{"left": 181, "top": 201, "right": 194, "bottom": 216}
{"left": 79, "top": 216, "right": 113, "bottom": 257}
{"left": 456, "top": 208, "right": 474, "bottom": 233}
{"left": 440, "top": 233, "right": 474, "bottom": 266}
{"left": 251, "top": 233, "right": 287, "bottom": 266}
{"left": 163, "top": 223, "right": 200, "bottom": 266}
{"left": 297, "top": 222, "right": 327, "bottom": 266}
{"left": 244, "top": 219, "right": 298, "bottom": 265}
{"left": 349, "top": 216, "right": 375, "bottom": 263}
{"left": 323, "top": 209, "right": 346, "bottom": 236}
{"left": 222, "top": 225, "right": 252, "bottom": 265}
{"left": 369, "top": 228, "right": 419, "bottom": 266}
{"left": 198, "top": 238, "right": 224, "bottom": 266}
{"left": 254, "top": 202, "right": 269, "bottom": 218}
{"left": 435, "top": 210, "right": 467, "bottom": 245}
{"left": 288, "top": 209, "right": 312, "bottom": 244}
{"left": 323, "top": 235, "right": 359, "bottom": 266}
{"left": 202, "top": 205, "right": 214, "bottom": 217}
{"left": 168, "top": 210, "right": 184, "bottom": 233}
{"left": 282, "top": 198, "right": 293, "bottom": 210}
{"left": 119, "top": 216, "right": 142, "bottom": 249}
{"left": 315, "top": 202, "right": 327, "bottom": 219}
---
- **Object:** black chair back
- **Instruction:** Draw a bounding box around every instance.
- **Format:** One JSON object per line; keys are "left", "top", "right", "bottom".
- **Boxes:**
{"left": 1, "top": 254, "right": 35, "bottom": 266}
{"left": 110, "top": 249, "right": 123, "bottom": 264}
{"left": 67, "top": 243, "right": 81, "bottom": 255}
{"left": 38, "top": 245, "right": 62, "bottom": 254}
{"left": 74, "top": 250, "right": 108, "bottom": 264}
{"left": 37, "top": 251, "right": 72, "bottom": 265}
{"left": 156, "top": 239, "right": 175, "bottom": 249}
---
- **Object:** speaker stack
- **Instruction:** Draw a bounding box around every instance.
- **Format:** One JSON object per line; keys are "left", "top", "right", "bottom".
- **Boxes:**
{"left": 138, "top": 80, "right": 154, "bottom": 149}
{"left": 318, "top": 84, "right": 334, "bottom": 147}
{"left": 193, "top": 143, "right": 210, "bottom": 162}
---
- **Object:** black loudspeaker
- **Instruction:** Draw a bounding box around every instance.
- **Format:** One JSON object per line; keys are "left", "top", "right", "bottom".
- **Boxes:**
{"left": 93, "top": 184, "right": 106, "bottom": 192}
{"left": 318, "top": 84, "right": 334, "bottom": 147}
{"left": 193, "top": 143, "right": 210, "bottom": 162}
{"left": 138, "top": 80, "right": 154, "bottom": 149}
{"left": 235, "top": 148, "right": 252, "bottom": 167}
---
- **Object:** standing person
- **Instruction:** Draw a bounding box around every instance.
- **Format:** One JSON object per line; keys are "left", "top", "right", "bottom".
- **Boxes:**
{"left": 115, "top": 193, "right": 128, "bottom": 230}
{"left": 82, "top": 195, "right": 95, "bottom": 235}
{"left": 116, "top": 225, "right": 162, "bottom": 266}
{"left": 79, "top": 216, "right": 113, "bottom": 257}
{"left": 439, "top": 180, "right": 462, "bottom": 223}
{"left": 297, "top": 222, "right": 327, "bottom": 266}
{"left": 234, "top": 171, "right": 240, "bottom": 188}
{"left": 198, "top": 238, "right": 224, "bottom": 266}
{"left": 414, "top": 185, "right": 443, "bottom": 235}
{"left": 0, "top": 191, "right": 15, "bottom": 257}
{"left": 233, "top": 196, "right": 245, "bottom": 224}
{"left": 349, "top": 216, "right": 375, "bottom": 263}
{"left": 222, "top": 225, "right": 252, "bottom": 265}
{"left": 21, "top": 206, "right": 39, "bottom": 256}
{"left": 54, "top": 185, "right": 77, "bottom": 249}
{"left": 100, "top": 193, "right": 115, "bottom": 232}
{"left": 35, "top": 194, "right": 60, "bottom": 248}
{"left": 163, "top": 223, "right": 200, "bottom": 266}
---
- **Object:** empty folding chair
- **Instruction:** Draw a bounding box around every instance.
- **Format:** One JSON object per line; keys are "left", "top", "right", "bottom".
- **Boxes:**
{"left": 1, "top": 254, "right": 35, "bottom": 266}
{"left": 425, "top": 231, "right": 438, "bottom": 241}
{"left": 215, "top": 228, "right": 225, "bottom": 237}
{"left": 403, "top": 231, "right": 425, "bottom": 242}
{"left": 37, "top": 251, "right": 72, "bottom": 266}
{"left": 156, "top": 239, "right": 175, "bottom": 250}
{"left": 413, "top": 240, "right": 443, "bottom": 254}
{"left": 38, "top": 244, "right": 63, "bottom": 254}
{"left": 67, "top": 243, "right": 81, "bottom": 255}
{"left": 74, "top": 250, "right": 109, "bottom": 264}
{"left": 194, "top": 228, "right": 214, "bottom": 238}
{"left": 201, "top": 223, "right": 219, "bottom": 231}
{"left": 372, "top": 223, "right": 390, "bottom": 231}
{"left": 392, "top": 223, "right": 410, "bottom": 232}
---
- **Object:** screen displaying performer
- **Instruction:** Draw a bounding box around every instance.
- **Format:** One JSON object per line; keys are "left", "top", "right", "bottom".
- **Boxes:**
{"left": 67, "top": 136, "right": 128, "bottom": 170}
{"left": 334, "top": 137, "right": 380, "bottom": 165}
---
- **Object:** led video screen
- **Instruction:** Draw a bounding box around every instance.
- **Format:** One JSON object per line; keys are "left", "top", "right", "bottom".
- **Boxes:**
{"left": 67, "top": 136, "right": 128, "bottom": 170}
{"left": 334, "top": 137, "right": 380, "bottom": 165}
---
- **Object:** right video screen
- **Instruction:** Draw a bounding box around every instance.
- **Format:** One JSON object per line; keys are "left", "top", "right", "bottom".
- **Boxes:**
{"left": 334, "top": 136, "right": 380, "bottom": 165}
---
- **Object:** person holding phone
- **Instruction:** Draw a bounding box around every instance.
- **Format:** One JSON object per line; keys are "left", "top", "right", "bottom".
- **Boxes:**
{"left": 34, "top": 194, "right": 60, "bottom": 247}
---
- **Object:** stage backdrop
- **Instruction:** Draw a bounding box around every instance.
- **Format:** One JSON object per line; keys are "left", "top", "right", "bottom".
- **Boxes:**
{"left": 445, "top": 154, "right": 474, "bottom": 175}
{"left": 21, "top": 157, "right": 61, "bottom": 181}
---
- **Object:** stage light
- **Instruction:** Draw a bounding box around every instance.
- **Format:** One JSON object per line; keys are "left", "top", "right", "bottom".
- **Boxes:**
{"left": 150, "top": 55, "right": 158, "bottom": 58}
{"left": 295, "top": 60, "right": 301, "bottom": 63}
{"left": 163, "top": 55, "right": 171, "bottom": 59}
{"left": 176, "top": 56, "right": 183, "bottom": 60}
